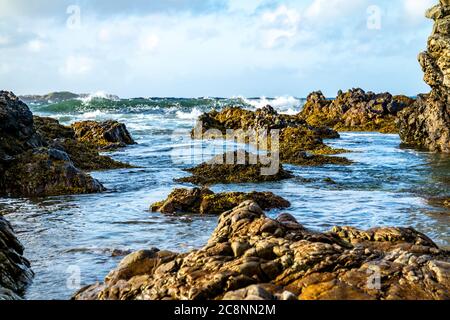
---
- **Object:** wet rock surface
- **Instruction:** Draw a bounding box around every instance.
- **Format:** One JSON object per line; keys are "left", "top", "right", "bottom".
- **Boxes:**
{"left": 398, "top": 1, "right": 450, "bottom": 153}
{"left": 74, "top": 201, "right": 450, "bottom": 300}
{"left": 300, "top": 89, "right": 414, "bottom": 134}
{"left": 34, "top": 116, "right": 132, "bottom": 171}
{"left": 193, "top": 106, "right": 351, "bottom": 166}
{"left": 0, "top": 91, "right": 134, "bottom": 197}
{"left": 72, "top": 120, "right": 135, "bottom": 151}
{"left": 0, "top": 215, "right": 33, "bottom": 300}
{"left": 176, "top": 150, "right": 293, "bottom": 185}
{"left": 151, "top": 187, "right": 291, "bottom": 215}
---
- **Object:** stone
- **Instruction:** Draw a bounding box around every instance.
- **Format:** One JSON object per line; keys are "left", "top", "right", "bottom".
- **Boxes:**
{"left": 72, "top": 120, "right": 136, "bottom": 150}
{"left": 176, "top": 150, "right": 294, "bottom": 185}
{"left": 0, "top": 91, "right": 107, "bottom": 197}
{"left": 74, "top": 202, "right": 449, "bottom": 300}
{"left": 151, "top": 187, "right": 291, "bottom": 215}
{"left": 398, "top": 1, "right": 450, "bottom": 153}
{"left": 0, "top": 215, "right": 34, "bottom": 299}
{"left": 192, "top": 106, "right": 351, "bottom": 167}
{"left": 300, "top": 89, "right": 414, "bottom": 134}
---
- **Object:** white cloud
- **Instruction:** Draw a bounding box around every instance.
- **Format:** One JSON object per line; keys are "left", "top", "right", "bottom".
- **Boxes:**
{"left": 138, "top": 34, "right": 160, "bottom": 52}
{"left": 261, "top": 5, "right": 300, "bottom": 48}
{"left": 305, "top": 0, "right": 366, "bottom": 20}
{"left": 0, "top": 35, "right": 10, "bottom": 45}
{"left": 404, "top": 0, "right": 434, "bottom": 21}
{"left": 27, "top": 39, "right": 43, "bottom": 52}
{"left": 60, "top": 56, "right": 93, "bottom": 76}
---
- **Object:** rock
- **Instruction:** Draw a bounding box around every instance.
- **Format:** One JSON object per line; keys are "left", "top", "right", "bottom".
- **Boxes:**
{"left": 192, "top": 106, "right": 351, "bottom": 166}
{"left": 72, "top": 120, "right": 135, "bottom": 150}
{"left": 2, "top": 149, "right": 105, "bottom": 197}
{"left": 176, "top": 150, "right": 293, "bottom": 185}
{"left": 427, "top": 196, "right": 450, "bottom": 210}
{"left": 34, "top": 116, "right": 133, "bottom": 171}
{"left": 151, "top": 187, "right": 291, "bottom": 215}
{"left": 0, "top": 91, "right": 107, "bottom": 197}
{"left": 398, "top": 94, "right": 450, "bottom": 152}
{"left": 0, "top": 215, "right": 34, "bottom": 299}
{"left": 398, "top": 1, "right": 450, "bottom": 153}
{"left": 300, "top": 89, "right": 414, "bottom": 134}
{"left": 74, "top": 201, "right": 449, "bottom": 300}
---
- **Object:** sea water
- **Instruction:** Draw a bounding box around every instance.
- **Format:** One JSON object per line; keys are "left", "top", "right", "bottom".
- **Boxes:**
{"left": 0, "top": 96, "right": 448, "bottom": 299}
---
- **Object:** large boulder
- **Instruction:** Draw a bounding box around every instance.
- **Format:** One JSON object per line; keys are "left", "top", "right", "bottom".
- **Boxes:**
{"left": 300, "top": 89, "right": 414, "bottom": 134}
{"left": 151, "top": 187, "right": 291, "bottom": 215}
{"left": 398, "top": 1, "right": 450, "bottom": 152}
{"left": 0, "top": 215, "right": 33, "bottom": 300}
{"left": 0, "top": 91, "right": 106, "bottom": 197}
{"left": 72, "top": 120, "right": 136, "bottom": 151}
{"left": 74, "top": 201, "right": 450, "bottom": 300}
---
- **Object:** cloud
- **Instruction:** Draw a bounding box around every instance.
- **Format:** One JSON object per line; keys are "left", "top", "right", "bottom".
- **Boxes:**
{"left": 138, "top": 34, "right": 160, "bottom": 52}
{"left": 60, "top": 56, "right": 93, "bottom": 76}
{"left": 0, "top": 0, "right": 228, "bottom": 18}
{"left": 260, "top": 5, "right": 300, "bottom": 48}
{"left": 403, "top": 0, "right": 435, "bottom": 21}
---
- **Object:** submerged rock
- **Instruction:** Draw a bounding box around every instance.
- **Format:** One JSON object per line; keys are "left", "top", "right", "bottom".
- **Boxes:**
{"left": 0, "top": 215, "right": 34, "bottom": 300}
{"left": 176, "top": 150, "right": 293, "bottom": 185}
{"left": 74, "top": 201, "right": 450, "bottom": 300}
{"left": 193, "top": 106, "right": 351, "bottom": 166}
{"left": 300, "top": 89, "right": 414, "bottom": 134}
{"left": 398, "top": 1, "right": 450, "bottom": 153}
{"left": 151, "top": 187, "right": 290, "bottom": 215}
{"left": 0, "top": 91, "right": 107, "bottom": 197}
{"left": 72, "top": 120, "right": 135, "bottom": 151}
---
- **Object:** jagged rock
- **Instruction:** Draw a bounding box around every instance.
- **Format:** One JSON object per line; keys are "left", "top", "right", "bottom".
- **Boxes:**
{"left": 74, "top": 201, "right": 450, "bottom": 300}
{"left": 151, "top": 187, "right": 291, "bottom": 215}
{"left": 192, "top": 106, "right": 351, "bottom": 166}
{"left": 72, "top": 120, "right": 135, "bottom": 151}
{"left": 34, "top": 116, "right": 132, "bottom": 171}
{"left": 176, "top": 150, "right": 293, "bottom": 185}
{"left": 0, "top": 215, "right": 34, "bottom": 299}
{"left": 300, "top": 89, "right": 414, "bottom": 134}
{"left": 0, "top": 91, "right": 106, "bottom": 197}
{"left": 398, "top": 1, "right": 450, "bottom": 153}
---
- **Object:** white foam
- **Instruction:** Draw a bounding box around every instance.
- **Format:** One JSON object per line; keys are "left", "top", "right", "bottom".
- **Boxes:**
{"left": 236, "top": 96, "right": 302, "bottom": 114}
{"left": 80, "top": 91, "right": 119, "bottom": 104}
{"left": 176, "top": 107, "right": 203, "bottom": 120}
{"left": 80, "top": 110, "right": 106, "bottom": 119}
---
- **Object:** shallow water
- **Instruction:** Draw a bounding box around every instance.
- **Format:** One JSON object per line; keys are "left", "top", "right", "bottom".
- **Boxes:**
{"left": 0, "top": 97, "right": 449, "bottom": 300}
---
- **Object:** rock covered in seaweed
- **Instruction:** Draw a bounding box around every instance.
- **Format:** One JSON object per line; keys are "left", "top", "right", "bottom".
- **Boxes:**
{"left": 74, "top": 201, "right": 450, "bottom": 300}
{"left": 300, "top": 89, "right": 414, "bottom": 134}
{"left": 176, "top": 150, "right": 293, "bottom": 185}
{"left": 192, "top": 106, "right": 351, "bottom": 166}
{"left": 151, "top": 187, "right": 290, "bottom": 215}
{"left": 34, "top": 116, "right": 132, "bottom": 171}
{"left": 398, "top": 1, "right": 450, "bottom": 153}
{"left": 0, "top": 91, "right": 107, "bottom": 197}
{"left": 0, "top": 215, "right": 34, "bottom": 300}
{"left": 72, "top": 120, "right": 136, "bottom": 151}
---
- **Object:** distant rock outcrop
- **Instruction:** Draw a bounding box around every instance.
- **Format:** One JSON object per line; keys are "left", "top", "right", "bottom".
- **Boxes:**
{"left": 398, "top": 1, "right": 450, "bottom": 152}
{"left": 0, "top": 215, "right": 33, "bottom": 300}
{"left": 74, "top": 201, "right": 450, "bottom": 300}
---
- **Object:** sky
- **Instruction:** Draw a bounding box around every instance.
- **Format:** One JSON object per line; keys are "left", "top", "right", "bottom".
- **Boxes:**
{"left": 0, "top": 0, "right": 437, "bottom": 98}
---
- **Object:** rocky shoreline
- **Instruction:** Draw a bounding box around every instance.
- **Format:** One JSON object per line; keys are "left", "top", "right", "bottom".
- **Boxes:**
{"left": 74, "top": 201, "right": 450, "bottom": 300}
{"left": 1, "top": 0, "right": 450, "bottom": 301}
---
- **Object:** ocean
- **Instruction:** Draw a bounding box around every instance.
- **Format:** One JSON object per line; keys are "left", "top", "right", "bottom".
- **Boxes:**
{"left": 1, "top": 94, "right": 449, "bottom": 299}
